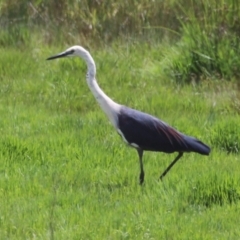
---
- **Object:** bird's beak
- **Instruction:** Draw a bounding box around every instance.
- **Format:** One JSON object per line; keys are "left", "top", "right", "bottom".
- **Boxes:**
{"left": 46, "top": 50, "right": 71, "bottom": 60}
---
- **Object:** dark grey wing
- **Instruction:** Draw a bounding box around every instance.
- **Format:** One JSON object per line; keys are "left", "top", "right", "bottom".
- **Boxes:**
{"left": 118, "top": 106, "right": 210, "bottom": 155}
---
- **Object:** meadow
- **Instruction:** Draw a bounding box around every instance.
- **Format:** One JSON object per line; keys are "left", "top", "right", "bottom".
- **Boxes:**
{"left": 1, "top": 0, "right": 240, "bottom": 239}
{"left": 0, "top": 42, "right": 240, "bottom": 239}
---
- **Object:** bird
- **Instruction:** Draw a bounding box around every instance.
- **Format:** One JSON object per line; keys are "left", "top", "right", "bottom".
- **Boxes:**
{"left": 47, "top": 45, "right": 211, "bottom": 184}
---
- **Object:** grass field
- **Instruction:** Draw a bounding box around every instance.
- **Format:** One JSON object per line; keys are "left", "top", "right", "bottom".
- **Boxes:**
{"left": 1, "top": 43, "right": 240, "bottom": 239}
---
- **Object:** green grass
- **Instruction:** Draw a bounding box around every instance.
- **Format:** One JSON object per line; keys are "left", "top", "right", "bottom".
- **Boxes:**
{"left": 1, "top": 44, "right": 240, "bottom": 239}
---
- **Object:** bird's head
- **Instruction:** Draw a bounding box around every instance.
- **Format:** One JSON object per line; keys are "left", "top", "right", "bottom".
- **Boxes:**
{"left": 46, "top": 45, "right": 89, "bottom": 61}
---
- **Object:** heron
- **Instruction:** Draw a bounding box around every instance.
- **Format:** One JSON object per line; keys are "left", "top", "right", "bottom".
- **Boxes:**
{"left": 47, "top": 45, "right": 211, "bottom": 184}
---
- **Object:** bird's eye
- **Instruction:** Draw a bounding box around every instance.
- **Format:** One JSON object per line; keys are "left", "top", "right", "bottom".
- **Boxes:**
{"left": 70, "top": 50, "right": 75, "bottom": 54}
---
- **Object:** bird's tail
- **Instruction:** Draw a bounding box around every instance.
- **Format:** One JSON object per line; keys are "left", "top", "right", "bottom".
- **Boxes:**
{"left": 183, "top": 136, "right": 211, "bottom": 155}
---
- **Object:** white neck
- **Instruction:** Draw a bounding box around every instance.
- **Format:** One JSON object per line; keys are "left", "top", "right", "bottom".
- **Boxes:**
{"left": 81, "top": 50, "right": 121, "bottom": 128}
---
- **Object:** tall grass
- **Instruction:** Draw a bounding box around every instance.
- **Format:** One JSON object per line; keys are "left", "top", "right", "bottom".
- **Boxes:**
{"left": 0, "top": 0, "right": 180, "bottom": 46}
{"left": 165, "top": 0, "right": 240, "bottom": 82}
{"left": 1, "top": 0, "right": 240, "bottom": 82}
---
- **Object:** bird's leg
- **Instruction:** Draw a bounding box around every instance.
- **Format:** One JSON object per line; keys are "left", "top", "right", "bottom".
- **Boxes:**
{"left": 159, "top": 152, "right": 183, "bottom": 181}
{"left": 137, "top": 149, "right": 144, "bottom": 185}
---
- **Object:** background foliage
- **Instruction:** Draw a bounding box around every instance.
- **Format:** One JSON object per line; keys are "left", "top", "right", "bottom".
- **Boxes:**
{"left": 1, "top": 0, "right": 240, "bottom": 82}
